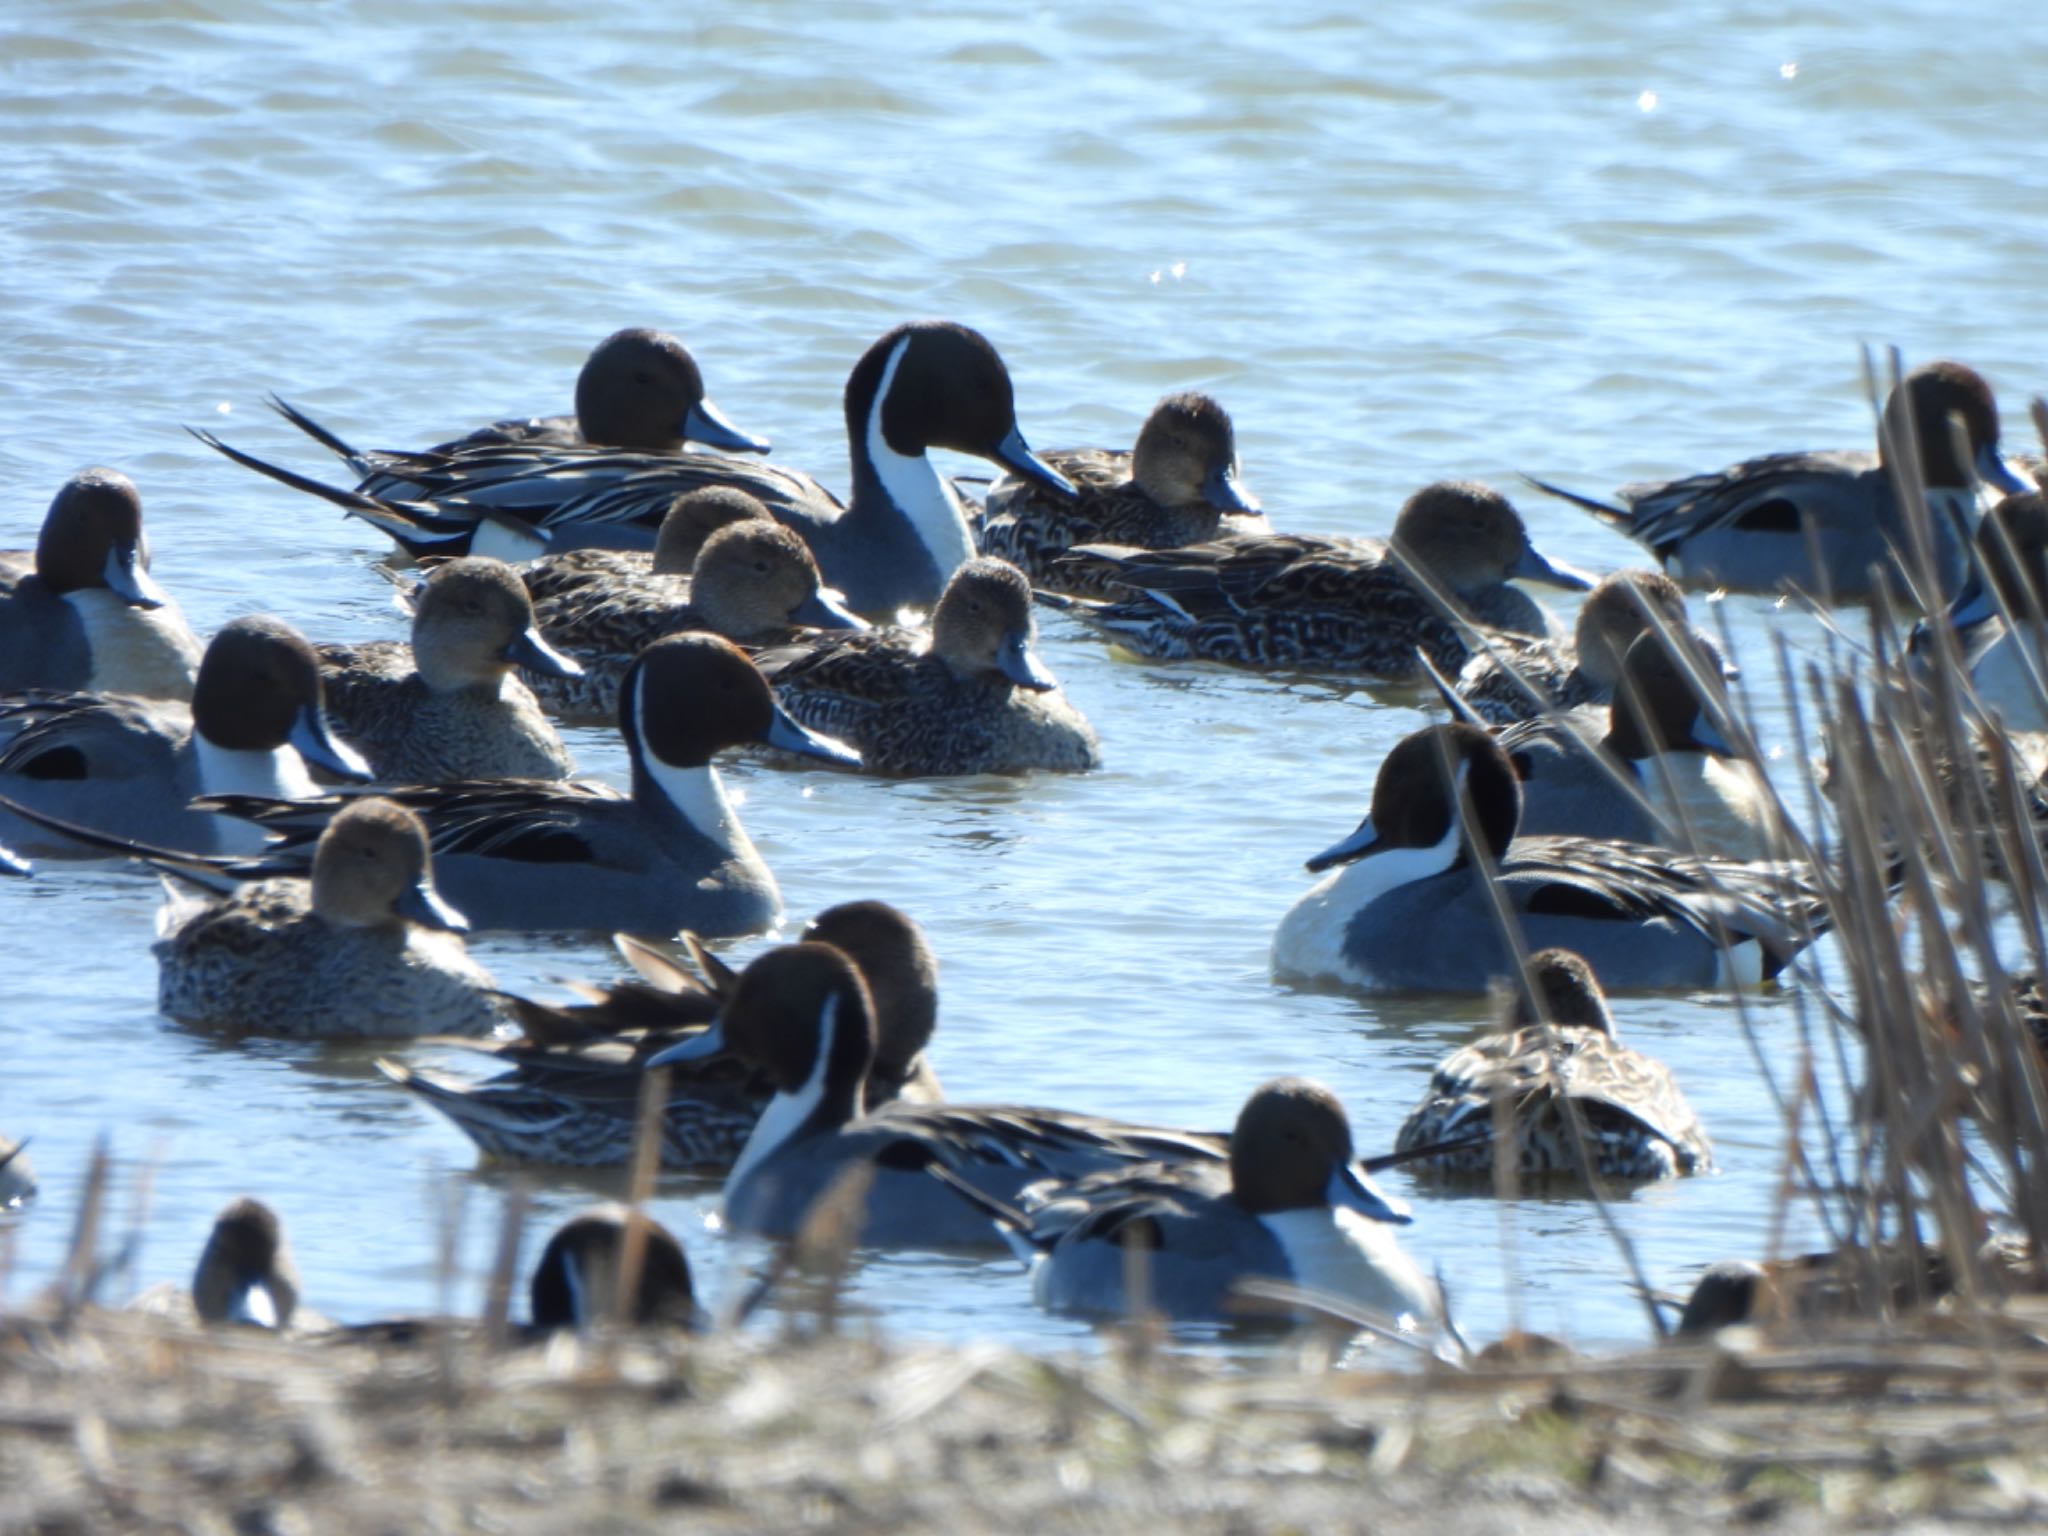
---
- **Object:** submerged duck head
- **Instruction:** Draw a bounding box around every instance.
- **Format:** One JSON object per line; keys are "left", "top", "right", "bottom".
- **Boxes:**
{"left": 191, "top": 1196, "right": 300, "bottom": 1329}
{"left": 34, "top": 467, "right": 167, "bottom": 608}
{"left": 624, "top": 631, "right": 862, "bottom": 772}
{"left": 652, "top": 486, "right": 779, "bottom": 575}
{"left": 412, "top": 556, "right": 583, "bottom": 690}
{"left": 1880, "top": 359, "right": 2028, "bottom": 495}
{"left": 1573, "top": 569, "right": 1690, "bottom": 689}
{"left": 575, "top": 327, "right": 769, "bottom": 455}
{"left": 804, "top": 899, "right": 939, "bottom": 1078}
{"left": 690, "top": 519, "right": 865, "bottom": 639}
{"left": 528, "top": 1204, "right": 697, "bottom": 1331}
{"left": 1230, "top": 1077, "right": 1411, "bottom": 1224}
{"left": 847, "top": 321, "right": 1074, "bottom": 498}
{"left": 193, "top": 615, "right": 371, "bottom": 780}
{"left": 1505, "top": 947, "right": 1617, "bottom": 1034}
{"left": 1605, "top": 630, "right": 1736, "bottom": 761}
{"left": 311, "top": 796, "right": 469, "bottom": 933}
{"left": 1132, "top": 391, "right": 1257, "bottom": 515}
{"left": 931, "top": 557, "right": 1059, "bottom": 691}
{"left": 1390, "top": 480, "right": 1592, "bottom": 597}
{"left": 1305, "top": 722, "right": 1520, "bottom": 874}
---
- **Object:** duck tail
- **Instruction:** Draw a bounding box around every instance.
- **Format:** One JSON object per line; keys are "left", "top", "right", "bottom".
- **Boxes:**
{"left": 266, "top": 394, "right": 373, "bottom": 475}
{"left": 188, "top": 427, "right": 480, "bottom": 556}
{"left": 1519, "top": 472, "right": 1633, "bottom": 530}
{"left": 924, "top": 1162, "right": 1045, "bottom": 1266}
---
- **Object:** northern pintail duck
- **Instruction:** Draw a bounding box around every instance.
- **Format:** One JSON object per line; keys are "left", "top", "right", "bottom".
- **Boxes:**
{"left": 968, "top": 1077, "right": 1439, "bottom": 1332}
{"left": 150, "top": 796, "right": 500, "bottom": 1037}
{"left": 1395, "top": 948, "right": 1712, "bottom": 1183}
{"left": 314, "top": 556, "right": 581, "bottom": 783}
{"left": 1529, "top": 360, "right": 2030, "bottom": 601}
{"left": 1271, "top": 723, "right": 1826, "bottom": 993}
{"left": 0, "top": 615, "right": 371, "bottom": 858}
{"left": 528, "top": 1205, "right": 702, "bottom": 1332}
{"left": 0, "top": 469, "right": 203, "bottom": 701}
{"left": 383, "top": 900, "right": 945, "bottom": 1169}
{"left": 524, "top": 515, "right": 864, "bottom": 722}
{"left": 1499, "top": 631, "right": 1776, "bottom": 859}
{"left": 649, "top": 943, "right": 1225, "bottom": 1248}
{"left": 1911, "top": 490, "right": 2048, "bottom": 730}
{"left": 513, "top": 485, "right": 776, "bottom": 608}
{"left": 0, "top": 1136, "right": 33, "bottom": 1209}
{"left": 201, "top": 322, "right": 1075, "bottom": 616}
{"left": 976, "top": 391, "right": 1270, "bottom": 593}
{"left": 131, "top": 1197, "right": 312, "bottom": 1330}
{"left": 1454, "top": 568, "right": 1698, "bottom": 725}
{"left": 1047, "top": 481, "right": 1592, "bottom": 678}
{"left": 760, "top": 557, "right": 1100, "bottom": 776}
{"left": 201, "top": 634, "right": 860, "bottom": 938}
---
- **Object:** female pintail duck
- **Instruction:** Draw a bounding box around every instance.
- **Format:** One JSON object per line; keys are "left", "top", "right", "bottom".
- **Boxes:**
{"left": 1911, "top": 490, "right": 2048, "bottom": 731}
{"left": 1395, "top": 948, "right": 1712, "bottom": 1184}
{"left": 200, "top": 634, "right": 861, "bottom": 938}
{"left": 524, "top": 516, "right": 864, "bottom": 723}
{"left": 131, "top": 1197, "right": 314, "bottom": 1330}
{"left": 1499, "top": 630, "right": 1777, "bottom": 859}
{"left": 0, "top": 469, "right": 203, "bottom": 701}
{"left": 149, "top": 796, "right": 500, "bottom": 1038}
{"left": 759, "top": 557, "right": 1100, "bottom": 776}
{"left": 269, "top": 327, "right": 769, "bottom": 476}
{"left": 1046, "top": 481, "right": 1592, "bottom": 679}
{"left": 199, "top": 321, "right": 1076, "bottom": 616}
{"left": 964, "top": 1077, "right": 1440, "bottom": 1333}
{"left": 382, "top": 899, "right": 945, "bottom": 1170}
{"left": 976, "top": 391, "right": 1270, "bottom": 593}
{"left": 1271, "top": 722, "right": 1826, "bottom": 994}
{"left": 649, "top": 943, "right": 1228, "bottom": 1249}
{"left": 314, "top": 556, "right": 582, "bottom": 783}
{"left": 1529, "top": 360, "right": 2031, "bottom": 601}
{"left": 1454, "top": 568, "right": 1704, "bottom": 726}
{"left": 528, "top": 1205, "right": 702, "bottom": 1331}
{"left": 514, "top": 485, "right": 777, "bottom": 607}
{"left": 0, "top": 1137, "right": 34, "bottom": 1209}
{"left": 0, "top": 615, "right": 371, "bottom": 858}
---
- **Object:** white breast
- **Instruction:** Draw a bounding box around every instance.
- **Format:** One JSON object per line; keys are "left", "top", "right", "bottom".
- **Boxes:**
{"left": 1258, "top": 1206, "right": 1440, "bottom": 1329}
{"left": 65, "top": 589, "right": 203, "bottom": 700}
{"left": 864, "top": 335, "right": 977, "bottom": 580}
{"left": 1270, "top": 828, "right": 1460, "bottom": 987}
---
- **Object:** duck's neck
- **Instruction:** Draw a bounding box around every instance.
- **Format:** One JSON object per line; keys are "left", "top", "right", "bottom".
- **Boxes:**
{"left": 847, "top": 334, "right": 977, "bottom": 579}
{"left": 194, "top": 736, "right": 319, "bottom": 802}
{"left": 636, "top": 756, "right": 753, "bottom": 860}
{"left": 725, "top": 995, "right": 866, "bottom": 1196}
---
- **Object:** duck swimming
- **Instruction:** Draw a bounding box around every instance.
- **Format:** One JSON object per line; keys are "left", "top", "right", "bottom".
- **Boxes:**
{"left": 976, "top": 390, "right": 1269, "bottom": 593}
{"left": 1047, "top": 481, "right": 1591, "bottom": 679}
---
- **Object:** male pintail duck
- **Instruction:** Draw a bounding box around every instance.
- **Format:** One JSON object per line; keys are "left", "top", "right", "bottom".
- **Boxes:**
{"left": 146, "top": 796, "right": 501, "bottom": 1038}
{"left": 0, "top": 615, "right": 371, "bottom": 858}
{"left": 0, "top": 1136, "right": 34, "bottom": 1209}
{"left": 1498, "top": 630, "right": 1777, "bottom": 859}
{"left": 131, "top": 1197, "right": 312, "bottom": 1330}
{"left": 759, "top": 557, "right": 1099, "bottom": 776}
{"left": 1454, "top": 568, "right": 1701, "bottom": 725}
{"left": 1528, "top": 360, "right": 2030, "bottom": 601}
{"left": 976, "top": 391, "right": 1270, "bottom": 593}
{"left": 199, "top": 634, "right": 861, "bottom": 938}
{"left": 649, "top": 943, "right": 1227, "bottom": 1248}
{"left": 513, "top": 485, "right": 777, "bottom": 608}
{"left": 1271, "top": 722, "right": 1826, "bottom": 993}
{"left": 0, "top": 469, "right": 203, "bottom": 701}
{"left": 382, "top": 900, "right": 944, "bottom": 1169}
{"left": 1394, "top": 948, "right": 1712, "bottom": 1183}
{"left": 1046, "top": 481, "right": 1592, "bottom": 679}
{"left": 314, "top": 556, "right": 582, "bottom": 782}
{"left": 962, "top": 1077, "right": 1439, "bottom": 1332}
{"left": 268, "top": 327, "right": 767, "bottom": 480}
{"left": 199, "top": 321, "right": 1075, "bottom": 616}
{"left": 524, "top": 515, "right": 864, "bottom": 722}
{"left": 528, "top": 1205, "right": 702, "bottom": 1331}
{"left": 1911, "top": 490, "right": 2048, "bottom": 731}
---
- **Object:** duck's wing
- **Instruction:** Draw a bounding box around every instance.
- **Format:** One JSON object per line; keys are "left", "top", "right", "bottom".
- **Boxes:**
{"left": 0, "top": 690, "right": 184, "bottom": 779}
{"left": 196, "top": 780, "right": 630, "bottom": 864}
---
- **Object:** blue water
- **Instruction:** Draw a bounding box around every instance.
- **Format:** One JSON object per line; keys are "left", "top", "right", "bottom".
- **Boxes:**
{"left": 4, "top": 0, "right": 2045, "bottom": 1351}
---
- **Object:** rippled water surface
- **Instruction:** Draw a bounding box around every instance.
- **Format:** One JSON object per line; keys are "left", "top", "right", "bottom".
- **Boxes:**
{"left": 5, "top": 0, "right": 2047, "bottom": 1351}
